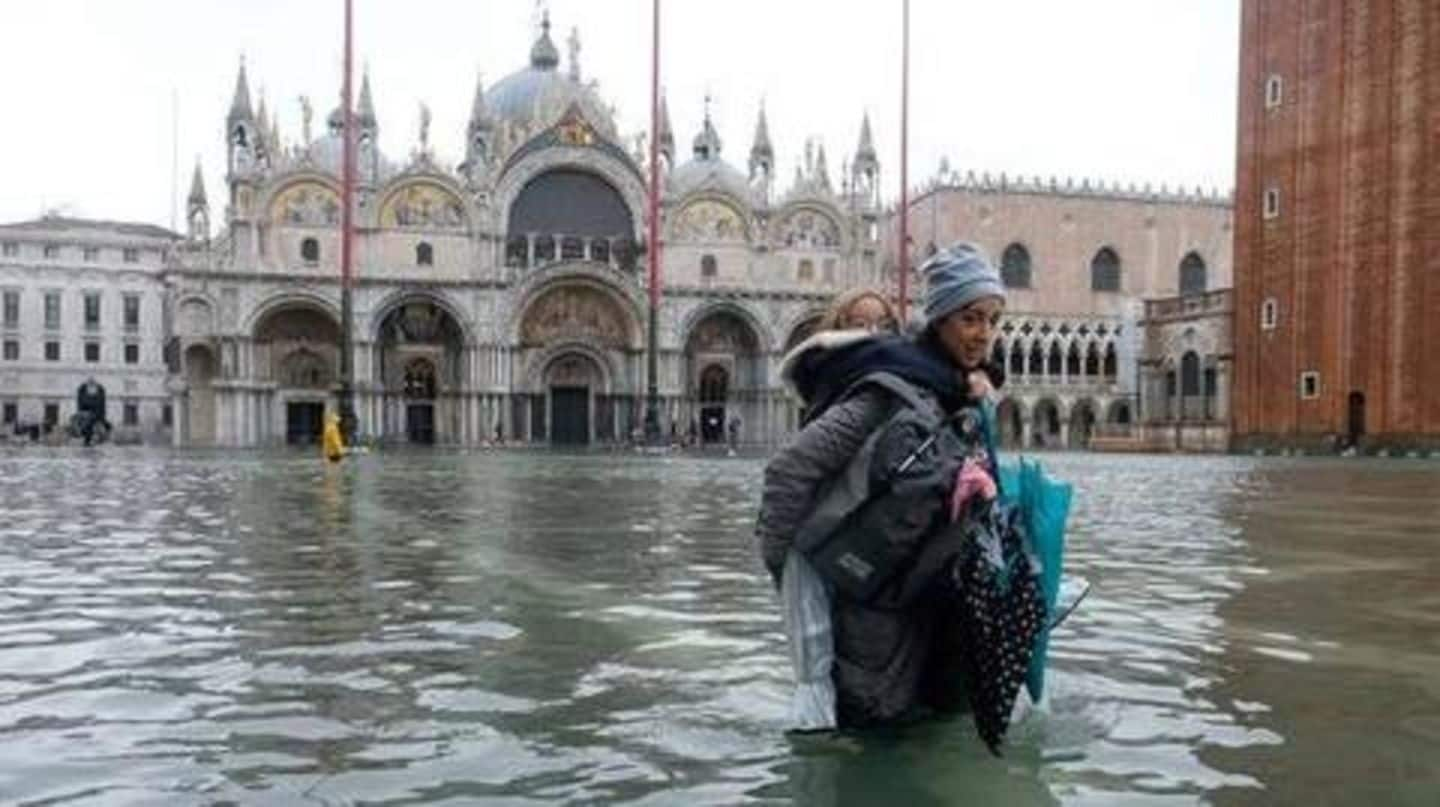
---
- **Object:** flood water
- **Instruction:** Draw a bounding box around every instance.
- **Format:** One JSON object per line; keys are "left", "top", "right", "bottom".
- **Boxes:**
{"left": 0, "top": 448, "right": 1437, "bottom": 806}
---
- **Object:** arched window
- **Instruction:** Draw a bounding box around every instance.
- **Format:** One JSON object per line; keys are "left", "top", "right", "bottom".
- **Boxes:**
{"left": 534, "top": 235, "right": 556, "bottom": 264}
{"left": 1047, "top": 342, "right": 1062, "bottom": 376}
{"left": 1028, "top": 342, "right": 1044, "bottom": 375}
{"left": 991, "top": 341, "right": 1006, "bottom": 373}
{"left": 1103, "top": 342, "right": 1117, "bottom": 379}
{"left": 1090, "top": 247, "right": 1121, "bottom": 292}
{"left": 1085, "top": 343, "right": 1101, "bottom": 377}
{"left": 1001, "top": 243, "right": 1031, "bottom": 289}
{"left": 797, "top": 259, "right": 815, "bottom": 282}
{"left": 1181, "top": 351, "right": 1202, "bottom": 397}
{"left": 1066, "top": 342, "right": 1081, "bottom": 376}
{"left": 701, "top": 254, "right": 718, "bottom": 278}
{"left": 416, "top": 242, "right": 434, "bottom": 266}
{"left": 300, "top": 237, "right": 320, "bottom": 264}
{"left": 1179, "top": 252, "right": 1207, "bottom": 296}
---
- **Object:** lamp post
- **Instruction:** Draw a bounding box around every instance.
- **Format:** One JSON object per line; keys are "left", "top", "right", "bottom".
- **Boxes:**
{"left": 897, "top": 0, "right": 911, "bottom": 324}
{"left": 643, "top": 0, "right": 663, "bottom": 445}
{"left": 337, "top": 0, "right": 358, "bottom": 441}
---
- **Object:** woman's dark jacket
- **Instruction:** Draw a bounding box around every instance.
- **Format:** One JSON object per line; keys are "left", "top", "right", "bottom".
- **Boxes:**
{"left": 757, "top": 330, "right": 993, "bottom": 726}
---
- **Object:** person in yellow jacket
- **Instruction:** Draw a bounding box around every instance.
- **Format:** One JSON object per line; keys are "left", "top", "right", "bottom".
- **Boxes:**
{"left": 322, "top": 411, "right": 346, "bottom": 462}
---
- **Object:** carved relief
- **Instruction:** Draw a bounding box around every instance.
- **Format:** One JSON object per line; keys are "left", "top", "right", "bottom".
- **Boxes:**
{"left": 673, "top": 200, "right": 746, "bottom": 242}
{"left": 381, "top": 183, "right": 467, "bottom": 229}
{"left": 687, "top": 313, "right": 760, "bottom": 354}
{"left": 777, "top": 209, "right": 841, "bottom": 249}
{"left": 546, "top": 354, "right": 600, "bottom": 386}
{"left": 270, "top": 183, "right": 340, "bottom": 227}
{"left": 520, "top": 286, "right": 632, "bottom": 349}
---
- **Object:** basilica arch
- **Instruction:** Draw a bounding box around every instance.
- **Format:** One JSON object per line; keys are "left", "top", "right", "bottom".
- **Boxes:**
{"left": 251, "top": 298, "right": 343, "bottom": 445}
{"left": 682, "top": 304, "right": 766, "bottom": 444}
{"left": 373, "top": 295, "right": 470, "bottom": 445}
{"left": 512, "top": 279, "right": 643, "bottom": 443}
{"left": 183, "top": 343, "right": 217, "bottom": 447}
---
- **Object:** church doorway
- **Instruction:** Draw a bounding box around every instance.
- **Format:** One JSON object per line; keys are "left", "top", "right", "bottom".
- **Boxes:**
{"left": 699, "top": 364, "right": 729, "bottom": 443}
{"left": 404, "top": 358, "right": 438, "bottom": 445}
{"left": 551, "top": 387, "right": 590, "bottom": 446}
{"left": 285, "top": 401, "right": 324, "bottom": 445}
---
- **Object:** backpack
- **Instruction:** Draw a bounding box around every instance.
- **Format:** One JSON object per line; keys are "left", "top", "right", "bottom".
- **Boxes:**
{"left": 793, "top": 371, "right": 990, "bottom": 604}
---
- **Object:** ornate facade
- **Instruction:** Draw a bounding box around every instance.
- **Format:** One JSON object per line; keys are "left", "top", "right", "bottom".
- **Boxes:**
{"left": 166, "top": 16, "right": 882, "bottom": 447}
{"left": 160, "top": 15, "right": 1236, "bottom": 450}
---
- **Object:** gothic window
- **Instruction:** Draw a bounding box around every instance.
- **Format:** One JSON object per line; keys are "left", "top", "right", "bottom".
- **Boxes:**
{"left": 798, "top": 259, "right": 815, "bottom": 282}
{"left": 1009, "top": 343, "right": 1025, "bottom": 376}
{"left": 1028, "top": 342, "right": 1044, "bottom": 375}
{"left": 1104, "top": 343, "right": 1117, "bottom": 379}
{"left": 1179, "top": 252, "right": 1206, "bottom": 295}
{"left": 592, "top": 239, "right": 611, "bottom": 264}
{"left": 232, "top": 125, "right": 247, "bottom": 147}
{"left": 1066, "top": 342, "right": 1081, "bottom": 376}
{"left": 416, "top": 242, "right": 434, "bottom": 267}
{"left": 1090, "top": 247, "right": 1121, "bottom": 292}
{"left": 301, "top": 237, "right": 320, "bottom": 265}
{"left": 1047, "top": 342, "right": 1062, "bottom": 376}
{"left": 1300, "top": 371, "right": 1320, "bottom": 399}
{"left": 1181, "top": 351, "right": 1202, "bottom": 397}
{"left": 701, "top": 254, "right": 718, "bottom": 278}
{"left": 561, "top": 236, "right": 586, "bottom": 260}
{"left": 1001, "top": 243, "right": 1031, "bottom": 289}
{"left": 1085, "top": 343, "right": 1100, "bottom": 377}
{"left": 991, "top": 340, "right": 1005, "bottom": 372}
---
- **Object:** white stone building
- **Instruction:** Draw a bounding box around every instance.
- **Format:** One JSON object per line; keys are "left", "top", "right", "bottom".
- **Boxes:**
{"left": 166, "top": 16, "right": 882, "bottom": 447}
{"left": 0, "top": 217, "right": 178, "bottom": 442}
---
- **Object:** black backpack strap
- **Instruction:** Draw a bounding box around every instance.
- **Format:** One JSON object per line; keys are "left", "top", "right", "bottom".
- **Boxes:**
{"left": 836, "top": 371, "right": 934, "bottom": 418}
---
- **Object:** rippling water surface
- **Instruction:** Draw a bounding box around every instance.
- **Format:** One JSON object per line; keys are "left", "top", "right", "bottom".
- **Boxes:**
{"left": 1, "top": 448, "right": 1437, "bottom": 805}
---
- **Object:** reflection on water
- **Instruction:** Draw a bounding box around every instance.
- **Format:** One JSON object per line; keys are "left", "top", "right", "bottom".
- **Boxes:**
{"left": 0, "top": 448, "right": 1437, "bottom": 805}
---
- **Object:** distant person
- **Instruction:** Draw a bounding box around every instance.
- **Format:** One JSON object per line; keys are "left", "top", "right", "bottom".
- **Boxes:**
{"left": 819, "top": 288, "right": 902, "bottom": 334}
{"left": 74, "top": 376, "right": 111, "bottom": 446}
{"left": 322, "top": 411, "right": 346, "bottom": 462}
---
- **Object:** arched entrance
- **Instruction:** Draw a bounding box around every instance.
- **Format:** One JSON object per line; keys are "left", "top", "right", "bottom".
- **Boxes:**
{"left": 996, "top": 398, "right": 1025, "bottom": 449}
{"left": 1033, "top": 398, "right": 1061, "bottom": 449}
{"left": 684, "top": 308, "right": 763, "bottom": 446}
{"left": 403, "top": 357, "right": 439, "bottom": 443}
{"left": 1070, "top": 399, "right": 1098, "bottom": 449}
{"left": 376, "top": 298, "right": 466, "bottom": 445}
{"left": 516, "top": 282, "right": 639, "bottom": 444}
{"left": 698, "top": 364, "right": 730, "bottom": 443}
{"left": 253, "top": 302, "right": 341, "bottom": 445}
{"left": 544, "top": 352, "right": 605, "bottom": 446}
{"left": 184, "top": 344, "right": 216, "bottom": 446}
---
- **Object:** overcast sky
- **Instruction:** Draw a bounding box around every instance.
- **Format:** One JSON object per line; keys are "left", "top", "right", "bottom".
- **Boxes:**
{"left": 0, "top": 0, "right": 1240, "bottom": 229}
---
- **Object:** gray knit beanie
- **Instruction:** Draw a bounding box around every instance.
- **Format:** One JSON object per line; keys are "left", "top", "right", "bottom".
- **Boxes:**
{"left": 921, "top": 241, "right": 1005, "bottom": 329}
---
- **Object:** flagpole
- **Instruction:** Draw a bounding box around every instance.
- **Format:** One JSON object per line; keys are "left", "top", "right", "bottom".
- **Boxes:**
{"left": 643, "top": 0, "right": 663, "bottom": 445}
{"left": 338, "top": 0, "right": 358, "bottom": 441}
{"left": 898, "top": 0, "right": 910, "bottom": 325}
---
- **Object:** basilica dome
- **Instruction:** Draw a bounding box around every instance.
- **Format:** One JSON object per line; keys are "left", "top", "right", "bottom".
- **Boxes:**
{"left": 487, "top": 17, "right": 617, "bottom": 141}
{"left": 669, "top": 115, "right": 752, "bottom": 203}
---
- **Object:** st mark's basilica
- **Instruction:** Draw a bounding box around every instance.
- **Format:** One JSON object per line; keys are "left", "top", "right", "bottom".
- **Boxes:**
{"left": 1, "top": 14, "right": 1232, "bottom": 450}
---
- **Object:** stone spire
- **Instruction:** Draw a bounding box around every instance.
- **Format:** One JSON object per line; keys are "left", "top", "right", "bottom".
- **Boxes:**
{"left": 187, "top": 160, "right": 208, "bottom": 208}
{"left": 567, "top": 26, "right": 582, "bottom": 82}
{"left": 227, "top": 57, "right": 254, "bottom": 125}
{"left": 357, "top": 70, "right": 378, "bottom": 131}
{"left": 814, "top": 141, "right": 831, "bottom": 191}
{"left": 855, "top": 112, "right": 877, "bottom": 165}
{"left": 530, "top": 10, "right": 560, "bottom": 70}
{"left": 657, "top": 92, "right": 675, "bottom": 166}
{"left": 749, "top": 103, "right": 773, "bottom": 168}
{"left": 186, "top": 158, "right": 210, "bottom": 242}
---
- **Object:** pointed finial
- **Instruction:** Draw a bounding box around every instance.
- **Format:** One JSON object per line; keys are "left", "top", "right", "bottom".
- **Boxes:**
{"left": 567, "top": 26, "right": 582, "bottom": 82}
{"left": 228, "top": 55, "right": 254, "bottom": 123}
{"left": 187, "top": 157, "right": 208, "bottom": 207}
{"left": 531, "top": 7, "right": 560, "bottom": 69}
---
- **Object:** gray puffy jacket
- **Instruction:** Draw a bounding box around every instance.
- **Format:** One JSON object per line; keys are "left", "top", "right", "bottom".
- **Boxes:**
{"left": 757, "top": 384, "right": 966, "bottom": 727}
